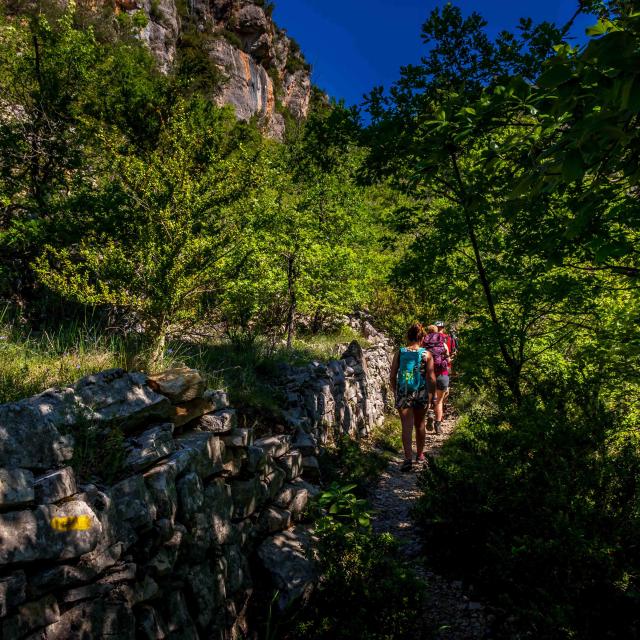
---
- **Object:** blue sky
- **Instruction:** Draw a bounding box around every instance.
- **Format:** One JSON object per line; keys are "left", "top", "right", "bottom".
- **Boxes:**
{"left": 272, "top": 0, "right": 596, "bottom": 107}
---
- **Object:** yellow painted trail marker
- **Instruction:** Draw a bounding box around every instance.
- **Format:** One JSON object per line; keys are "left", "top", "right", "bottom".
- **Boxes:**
{"left": 50, "top": 515, "right": 92, "bottom": 532}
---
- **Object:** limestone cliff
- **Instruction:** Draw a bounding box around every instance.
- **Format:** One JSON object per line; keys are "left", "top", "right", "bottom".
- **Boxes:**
{"left": 115, "top": 0, "right": 312, "bottom": 139}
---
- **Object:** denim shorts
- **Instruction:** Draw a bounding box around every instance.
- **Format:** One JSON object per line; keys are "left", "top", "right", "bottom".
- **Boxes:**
{"left": 436, "top": 374, "right": 449, "bottom": 391}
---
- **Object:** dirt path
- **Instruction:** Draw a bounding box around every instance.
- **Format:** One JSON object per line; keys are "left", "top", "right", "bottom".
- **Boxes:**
{"left": 370, "top": 414, "right": 491, "bottom": 640}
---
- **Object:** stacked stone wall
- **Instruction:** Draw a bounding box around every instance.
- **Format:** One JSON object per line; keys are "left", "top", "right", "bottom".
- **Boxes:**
{"left": 0, "top": 326, "right": 392, "bottom": 639}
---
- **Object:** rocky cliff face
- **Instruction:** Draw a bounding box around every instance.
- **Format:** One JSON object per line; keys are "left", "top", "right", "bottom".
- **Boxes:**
{"left": 117, "top": 0, "right": 312, "bottom": 139}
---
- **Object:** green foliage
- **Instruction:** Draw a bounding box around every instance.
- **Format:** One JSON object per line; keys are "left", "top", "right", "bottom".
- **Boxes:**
{"left": 415, "top": 382, "right": 640, "bottom": 638}
{"left": 285, "top": 483, "right": 427, "bottom": 640}
{"left": 373, "top": 415, "right": 404, "bottom": 453}
{"left": 34, "top": 99, "right": 278, "bottom": 366}
{"left": 319, "top": 435, "right": 388, "bottom": 493}
{"left": 69, "top": 412, "right": 126, "bottom": 484}
{"left": 218, "top": 28, "right": 242, "bottom": 50}
{"left": 365, "top": 3, "right": 640, "bottom": 637}
{"left": 0, "top": 312, "right": 139, "bottom": 403}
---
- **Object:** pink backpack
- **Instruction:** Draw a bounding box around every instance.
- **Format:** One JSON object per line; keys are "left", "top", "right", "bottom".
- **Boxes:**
{"left": 422, "top": 333, "right": 448, "bottom": 375}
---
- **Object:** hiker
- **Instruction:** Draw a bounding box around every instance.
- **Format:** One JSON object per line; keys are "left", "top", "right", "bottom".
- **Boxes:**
{"left": 422, "top": 324, "right": 450, "bottom": 435}
{"left": 390, "top": 322, "right": 436, "bottom": 472}
{"left": 435, "top": 320, "right": 456, "bottom": 361}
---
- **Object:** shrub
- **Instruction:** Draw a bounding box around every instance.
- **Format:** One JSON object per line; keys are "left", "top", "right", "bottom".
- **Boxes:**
{"left": 284, "top": 484, "right": 428, "bottom": 640}
{"left": 414, "top": 383, "right": 640, "bottom": 639}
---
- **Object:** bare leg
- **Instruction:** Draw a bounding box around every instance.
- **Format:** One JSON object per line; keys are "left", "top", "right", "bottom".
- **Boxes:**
{"left": 399, "top": 408, "right": 414, "bottom": 461}
{"left": 434, "top": 389, "right": 445, "bottom": 422}
{"left": 414, "top": 407, "right": 427, "bottom": 457}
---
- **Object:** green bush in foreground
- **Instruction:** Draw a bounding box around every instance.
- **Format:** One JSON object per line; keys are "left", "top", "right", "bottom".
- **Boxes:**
{"left": 415, "top": 383, "right": 640, "bottom": 639}
{"left": 284, "top": 484, "right": 428, "bottom": 640}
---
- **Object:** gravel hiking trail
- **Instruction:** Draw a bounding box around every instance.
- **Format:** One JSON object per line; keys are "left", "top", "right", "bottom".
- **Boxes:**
{"left": 370, "top": 413, "right": 492, "bottom": 640}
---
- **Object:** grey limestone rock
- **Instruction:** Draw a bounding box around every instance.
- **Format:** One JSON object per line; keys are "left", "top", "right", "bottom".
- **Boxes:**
{"left": 176, "top": 431, "right": 224, "bottom": 478}
{"left": 2, "top": 594, "right": 59, "bottom": 639}
{"left": 0, "top": 500, "right": 101, "bottom": 566}
{"left": 254, "top": 434, "right": 290, "bottom": 459}
{"left": 222, "top": 427, "right": 252, "bottom": 448}
{"left": 37, "top": 599, "right": 135, "bottom": 640}
{"left": 258, "top": 505, "right": 292, "bottom": 533}
{"left": 34, "top": 467, "right": 76, "bottom": 504}
{"left": 73, "top": 369, "right": 171, "bottom": 432}
{"left": 257, "top": 526, "right": 316, "bottom": 610}
{"left": 196, "top": 408, "right": 236, "bottom": 434}
{"left": 276, "top": 449, "right": 303, "bottom": 481}
{"left": 0, "top": 468, "right": 34, "bottom": 507}
{"left": 123, "top": 423, "right": 175, "bottom": 473}
{"left": 275, "top": 484, "right": 309, "bottom": 521}
{"left": 292, "top": 430, "right": 316, "bottom": 457}
{"left": 176, "top": 471, "right": 204, "bottom": 522}
{"left": 245, "top": 445, "right": 267, "bottom": 474}
{"left": 204, "top": 479, "right": 233, "bottom": 545}
{"left": 111, "top": 475, "right": 157, "bottom": 530}
{"left": 0, "top": 570, "right": 26, "bottom": 617}
{"left": 147, "top": 367, "right": 206, "bottom": 403}
{"left": 230, "top": 476, "right": 262, "bottom": 519}
{"left": 0, "top": 389, "right": 75, "bottom": 470}
{"left": 137, "top": 604, "right": 168, "bottom": 640}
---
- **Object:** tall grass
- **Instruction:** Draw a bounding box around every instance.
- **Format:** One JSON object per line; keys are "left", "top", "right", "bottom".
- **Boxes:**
{"left": 0, "top": 312, "right": 369, "bottom": 408}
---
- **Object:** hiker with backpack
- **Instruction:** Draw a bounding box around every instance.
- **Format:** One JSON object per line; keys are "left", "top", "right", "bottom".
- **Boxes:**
{"left": 390, "top": 322, "right": 436, "bottom": 472}
{"left": 422, "top": 324, "right": 451, "bottom": 435}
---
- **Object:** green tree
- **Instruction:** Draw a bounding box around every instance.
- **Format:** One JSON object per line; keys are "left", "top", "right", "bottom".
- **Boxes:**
{"left": 34, "top": 100, "right": 278, "bottom": 365}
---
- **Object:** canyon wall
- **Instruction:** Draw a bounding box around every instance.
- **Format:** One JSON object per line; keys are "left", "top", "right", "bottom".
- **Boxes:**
{"left": 114, "top": 0, "right": 312, "bottom": 139}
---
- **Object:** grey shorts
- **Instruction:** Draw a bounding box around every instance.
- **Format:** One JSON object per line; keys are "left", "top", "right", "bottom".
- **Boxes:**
{"left": 436, "top": 375, "right": 449, "bottom": 391}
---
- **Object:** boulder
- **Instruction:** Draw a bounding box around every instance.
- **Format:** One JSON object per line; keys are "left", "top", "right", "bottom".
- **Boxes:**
{"left": 276, "top": 449, "right": 303, "bottom": 481}
{"left": 230, "top": 476, "right": 262, "bottom": 519}
{"left": 0, "top": 570, "right": 26, "bottom": 617}
{"left": 0, "top": 500, "right": 101, "bottom": 566}
{"left": 176, "top": 472, "right": 204, "bottom": 522}
{"left": 147, "top": 368, "right": 206, "bottom": 403}
{"left": 1, "top": 594, "right": 59, "bottom": 639}
{"left": 203, "top": 479, "right": 233, "bottom": 546}
{"left": 72, "top": 369, "right": 171, "bottom": 432}
{"left": 34, "top": 467, "right": 76, "bottom": 504}
{"left": 123, "top": 423, "right": 175, "bottom": 473}
{"left": 0, "top": 389, "right": 75, "bottom": 470}
{"left": 137, "top": 605, "right": 168, "bottom": 640}
{"left": 257, "top": 527, "right": 316, "bottom": 610}
{"left": 222, "top": 427, "right": 252, "bottom": 448}
{"left": 176, "top": 432, "right": 224, "bottom": 478}
{"left": 254, "top": 435, "right": 290, "bottom": 459}
{"left": 257, "top": 506, "right": 292, "bottom": 533}
{"left": 171, "top": 390, "right": 228, "bottom": 427}
{"left": 0, "top": 468, "right": 34, "bottom": 507}
{"left": 275, "top": 484, "right": 309, "bottom": 521}
{"left": 195, "top": 408, "right": 236, "bottom": 434}
{"left": 37, "top": 599, "right": 135, "bottom": 639}
{"left": 244, "top": 445, "right": 267, "bottom": 474}
{"left": 110, "top": 475, "right": 157, "bottom": 530}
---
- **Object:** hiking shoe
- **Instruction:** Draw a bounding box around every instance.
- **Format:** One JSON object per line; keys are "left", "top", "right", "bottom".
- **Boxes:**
{"left": 416, "top": 453, "right": 426, "bottom": 464}
{"left": 400, "top": 459, "right": 413, "bottom": 472}
{"left": 434, "top": 421, "right": 443, "bottom": 435}
{"left": 427, "top": 409, "right": 436, "bottom": 431}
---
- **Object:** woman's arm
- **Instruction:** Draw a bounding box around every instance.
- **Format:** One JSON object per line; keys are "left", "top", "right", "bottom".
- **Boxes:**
{"left": 424, "top": 351, "right": 436, "bottom": 388}
{"left": 389, "top": 351, "right": 399, "bottom": 393}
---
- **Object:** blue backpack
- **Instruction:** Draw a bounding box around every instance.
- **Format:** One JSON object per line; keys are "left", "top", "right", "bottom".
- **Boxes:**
{"left": 397, "top": 347, "right": 426, "bottom": 393}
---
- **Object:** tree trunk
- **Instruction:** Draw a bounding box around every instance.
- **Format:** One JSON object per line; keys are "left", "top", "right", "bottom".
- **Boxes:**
{"left": 147, "top": 319, "right": 168, "bottom": 371}
{"left": 450, "top": 152, "right": 523, "bottom": 402}
{"left": 285, "top": 255, "right": 297, "bottom": 349}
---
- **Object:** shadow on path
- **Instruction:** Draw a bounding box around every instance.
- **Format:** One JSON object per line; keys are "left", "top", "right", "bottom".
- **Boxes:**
{"left": 370, "top": 413, "right": 492, "bottom": 640}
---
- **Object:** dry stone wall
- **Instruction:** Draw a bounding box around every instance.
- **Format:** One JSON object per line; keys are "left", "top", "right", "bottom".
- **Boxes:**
{"left": 0, "top": 328, "right": 392, "bottom": 639}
